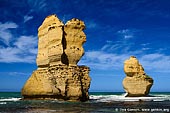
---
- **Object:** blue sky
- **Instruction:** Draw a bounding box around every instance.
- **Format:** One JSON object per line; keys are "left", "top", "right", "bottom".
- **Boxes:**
{"left": 0, "top": 0, "right": 170, "bottom": 92}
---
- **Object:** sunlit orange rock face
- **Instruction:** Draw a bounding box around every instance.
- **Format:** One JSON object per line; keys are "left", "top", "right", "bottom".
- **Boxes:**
{"left": 123, "top": 56, "right": 153, "bottom": 97}
{"left": 22, "top": 15, "right": 91, "bottom": 102}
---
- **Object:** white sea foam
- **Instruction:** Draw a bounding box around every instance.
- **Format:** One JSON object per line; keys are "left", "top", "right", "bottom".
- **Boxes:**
{"left": 90, "top": 94, "right": 170, "bottom": 102}
{"left": 0, "top": 98, "right": 21, "bottom": 102}
{"left": 0, "top": 102, "right": 7, "bottom": 104}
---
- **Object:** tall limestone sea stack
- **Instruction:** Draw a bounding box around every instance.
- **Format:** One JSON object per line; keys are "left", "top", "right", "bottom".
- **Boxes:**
{"left": 123, "top": 56, "right": 153, "bottom": 97}
{"left": 22, "top": 15, "right": 91, "bottom": 101}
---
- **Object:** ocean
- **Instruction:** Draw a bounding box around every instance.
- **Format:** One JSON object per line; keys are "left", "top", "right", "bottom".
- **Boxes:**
{"left": 0, "top": 92, "right": 170, "bottom": 113}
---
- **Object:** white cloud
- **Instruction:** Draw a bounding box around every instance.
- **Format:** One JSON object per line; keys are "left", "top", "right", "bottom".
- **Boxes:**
{"left": 27, "top": 0, "right": 47, "bottom": 12}
{"left": 14, "top": 36, "right": 37, "bottom": 51}
{"left": 79, "top": 51, "right": 128, "bottom": 70}
{"left": 101, "top": 40, "right": 136, "bottom": 54}
{"left": 0, "top": 72, "right": 30, "bottom": 76}
{"left": 0, "top": 35, "right": 37, "bottom": 63}
{"left": 118, "top": 29, "right": 129, "bottom": 34}
{"left": 24, "top": 15, "right": 33, "bottom": 23}
{"left": 0, "top": 21, "right": 37, "bottom": 63}
{"left": 101, "top": 41, "right": 122, "bottom": 51}
{"left": 142, "top": 47, "right": 150, "bottom": 51}
{"left": 0, "top": 47, "right": 36, "bottom": 63}
{"left": 0, "top": 47, "right": 21, "bottom": 62}
{"left": 0, "top": 22, "right": 18, "bottom": 45}
{"left": 0, "top": 22, "right": 18, "bottom": 30}
{"left": 117, "top": 29, "right": 135, "bottom": 39}
{"left": 141, "top": 43, "right": 150, "bottom": 46}
{"left": 124, "top": 35, "right": 133, "bottom": 39}
{"left": 79, "top": 50, "right": 170, "bottom": 73}
{"left": 38, "top": 0, "right": 47, "bottom": 10}
{"left": 140, "top": 54, "right": 170, "bottom": 72}
{"left": 79, "top": 39, "right": 170, "bottom": 73}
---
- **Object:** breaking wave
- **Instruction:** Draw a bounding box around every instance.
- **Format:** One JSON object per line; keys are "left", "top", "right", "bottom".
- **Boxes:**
{"left": 0, "top": 98, "right": 21, "bottom": 102}
{"left": 0, "top": 102, "right": 7, "bottom": 104}
{"left": 89, "top": 93, "right": 170, "bottom": 102}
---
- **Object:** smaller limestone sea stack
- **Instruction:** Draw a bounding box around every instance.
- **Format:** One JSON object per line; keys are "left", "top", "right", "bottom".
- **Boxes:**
{"left": 123, "top": 56, "right": 153, "bottom": 97}
{"left": 22, "top": 15, "right": 91, "bottom": 101}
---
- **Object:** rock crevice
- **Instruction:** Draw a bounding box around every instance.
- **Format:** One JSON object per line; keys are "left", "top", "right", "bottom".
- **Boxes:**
{"left": 22, "top": 15, "right": 91, "bottom": 101}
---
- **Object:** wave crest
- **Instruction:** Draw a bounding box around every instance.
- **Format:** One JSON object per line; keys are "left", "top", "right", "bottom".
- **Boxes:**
{"left": 89, "top": 94, "right": 170, "bottom": 102}
{"left": 0, "top": 98, "right": 21, "bottom": 102}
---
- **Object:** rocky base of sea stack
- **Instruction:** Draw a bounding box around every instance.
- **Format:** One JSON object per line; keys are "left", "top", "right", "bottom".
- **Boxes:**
{"left": 21, "top": 65, "right": 91, "bottom": 102}
{"left": 123, "top": 76, "right": 153, "bottom": 97}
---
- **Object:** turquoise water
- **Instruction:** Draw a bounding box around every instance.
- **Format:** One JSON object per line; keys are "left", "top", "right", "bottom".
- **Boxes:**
{"left": 0, "top": 92, "right": 170, "bottom": 112}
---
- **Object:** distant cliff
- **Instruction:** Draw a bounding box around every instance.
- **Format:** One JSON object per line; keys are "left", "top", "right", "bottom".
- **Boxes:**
{"left": 22, "top": 15, "right": 91, "bottom": 101}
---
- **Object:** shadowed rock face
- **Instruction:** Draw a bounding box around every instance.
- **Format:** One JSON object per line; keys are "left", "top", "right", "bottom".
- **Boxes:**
{"left": 22, "top": 15, "right": 91, "bottom": 101}
{"left": 123, "top": 56, "right": 153, "bottom": 97}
